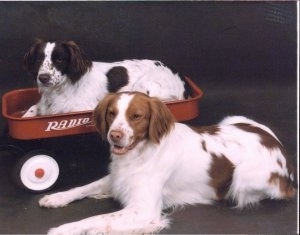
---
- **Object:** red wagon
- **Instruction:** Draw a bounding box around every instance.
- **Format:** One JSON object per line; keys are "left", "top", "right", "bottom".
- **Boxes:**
{"left": 1, "top": 77, "right": 203, "bottom": 191}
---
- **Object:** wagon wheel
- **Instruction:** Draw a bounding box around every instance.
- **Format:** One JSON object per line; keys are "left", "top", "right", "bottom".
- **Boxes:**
{"left": 13, "top": 150, "right": 59, "bottom": 192}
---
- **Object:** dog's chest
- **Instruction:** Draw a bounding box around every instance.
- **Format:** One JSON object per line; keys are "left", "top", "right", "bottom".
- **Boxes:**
{"left": 108, "top": 148, "right": 159, "bottom": 204}
{"left": 38, "top": 76, "right": 107, "bottom": 114}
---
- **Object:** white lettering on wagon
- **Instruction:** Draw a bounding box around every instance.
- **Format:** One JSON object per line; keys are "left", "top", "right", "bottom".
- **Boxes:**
{"left": 45, "top": 118, "right": 92, "bottom": 131}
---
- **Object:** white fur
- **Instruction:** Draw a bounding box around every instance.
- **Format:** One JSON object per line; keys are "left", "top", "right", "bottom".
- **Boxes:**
{"left": 23, "top": 42, "right": 186, "bottom": 117}
{"left": 39, "top": 94, "right": 295, "bottom": 234}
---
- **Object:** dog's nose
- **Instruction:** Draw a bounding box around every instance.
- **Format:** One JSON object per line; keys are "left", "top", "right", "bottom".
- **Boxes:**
{"left": 110, "top": 130, "right": 123, "bottom": 142}
{"left": 38, "top": 74, "right": 51, "bottom": 84}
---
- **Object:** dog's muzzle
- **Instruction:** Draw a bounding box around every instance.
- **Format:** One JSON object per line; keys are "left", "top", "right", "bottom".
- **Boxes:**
{"left": 38, "top": 74, "right": 51, "bottom": 86}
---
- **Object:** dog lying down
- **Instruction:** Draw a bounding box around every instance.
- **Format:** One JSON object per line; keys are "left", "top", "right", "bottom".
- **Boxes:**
{"left": 22, "top": 40, "right": 190, "bottom": 117}
{"left": 39, "top": 92, "right": 297, "bottom": 234}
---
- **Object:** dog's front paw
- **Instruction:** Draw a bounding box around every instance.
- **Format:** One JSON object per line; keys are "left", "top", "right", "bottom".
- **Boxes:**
{"left": 39, "top": 192, "right": 74, "bottom": 208}
{"left": 47, "top": 224, "right": 80, "bottom": 235}
{"left": 47, "top": 222, "right": 101, "bottom": 235}
{"left": 47, "top": 224, "right": 78, "bottom": 235}
{"left": 22, "top": 105, "right": 38, "bottom": 118}
{"left": 47, "top": 227, "right": 64, "bottom": 235}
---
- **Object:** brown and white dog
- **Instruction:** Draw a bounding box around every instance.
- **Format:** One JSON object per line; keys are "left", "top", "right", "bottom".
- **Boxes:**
{"left": 39, "top": 92, "right": 297, "bottom": 234}
{"left": 22, "top": 40, "right": 189, "bottom": 117}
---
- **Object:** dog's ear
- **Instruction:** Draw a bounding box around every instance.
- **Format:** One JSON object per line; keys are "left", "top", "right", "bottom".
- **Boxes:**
{"left": 148, "top": 97, "right": 175, "bottom": 144}
{"left": 93, "top": 93, "right": 117, "bottom": 139}
{"left": 62, "top": 41, "right": 92, "bottom": 83}
{"left": 23, "top": 39, "right": 45, "bottom": 74}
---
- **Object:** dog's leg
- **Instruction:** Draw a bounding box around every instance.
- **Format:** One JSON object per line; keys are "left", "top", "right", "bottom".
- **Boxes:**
{"left": 22, "top": 104, "right": 38, "bottom": 117}
{"left": 45, "top": 180, "right": 169, "bottom": 235}
{"left": 47, "top": 206, "right": 168, "bottom": 235}
{"left": 39, "top": 175, "right": 111, "bottom": 208}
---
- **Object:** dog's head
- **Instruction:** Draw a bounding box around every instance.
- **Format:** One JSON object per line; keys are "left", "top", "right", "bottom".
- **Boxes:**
{"left": 23, "top": 39, "right": 92, "bottom": 88}
{"left": 93, "top": 92, "right": 175, "bottom": 155}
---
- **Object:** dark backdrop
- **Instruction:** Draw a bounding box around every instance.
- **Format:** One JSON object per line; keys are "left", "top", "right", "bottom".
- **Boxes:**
{"left": 0, "top": 2, "right": 298, "bottom": 234}
{"left": 0, "top": 2, "right": 297, "bottom": 85}
{"left": 0, "top": 1, "right": 297, "bottom": 156}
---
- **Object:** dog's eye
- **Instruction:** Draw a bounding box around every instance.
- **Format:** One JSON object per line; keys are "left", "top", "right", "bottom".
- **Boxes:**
{"left": 54, "top": 59, "right": 63, "bottom": 64}
{"left": 36, "top": 55, "right": 44, "bottom": 63}
{"left": 108, "top": 110, "right": 116, "bottom": 118}
{"left": 132, "top": 113, "right": 142, "bottom": 120}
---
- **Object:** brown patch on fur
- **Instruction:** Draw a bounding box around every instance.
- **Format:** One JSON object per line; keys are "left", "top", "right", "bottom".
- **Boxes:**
{"left": 124, "top": 94, "right": 152, "bottom": 144}
{"left": 192, "top": 125, "right": 220, "bottom": 136}
{"left": 268, "top": 172, "right": 296, "bottom": 199}
{"left": 234, "top": 123, "right": 281, "bottom": 150}
{"left": 201, "top": 141, "right": 207, "bottom": 152}
{"left": 93, "top": 93, "right": 120, "bottom": 139}
{"left": 147, "top": 96, "right": 175, "bottom": 143}
{"left": 23, "top": 39, "right": 47, "bottom": 77}
{"left": 60, "top": 41, "right": 92, "bottom": 83}
{"left": 106, "top": 66, "right": 129, "bottom": 92}
{"left": 209, "top": 154, "right": 234, "bottom": 200}
{"left": 277, "top": 159, "right": 283, "bottom": 168}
